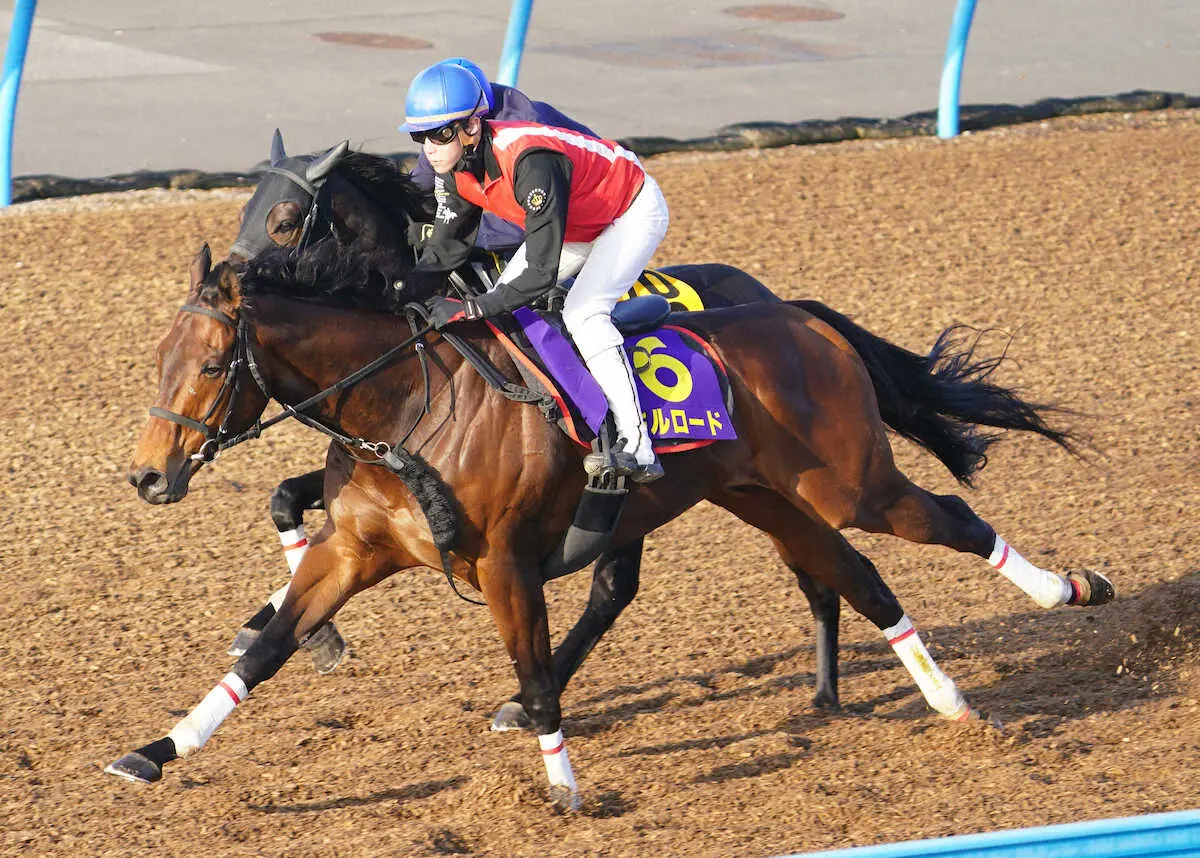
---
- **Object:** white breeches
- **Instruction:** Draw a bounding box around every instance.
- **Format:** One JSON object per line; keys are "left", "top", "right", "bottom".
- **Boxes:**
{"left": 499, "top": 175, "right": 670, "bottom": 362}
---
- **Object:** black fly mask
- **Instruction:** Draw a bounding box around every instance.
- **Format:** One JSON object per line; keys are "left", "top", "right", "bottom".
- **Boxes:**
{"left": 230, "top": 129, "right": 349, "bottom": 261}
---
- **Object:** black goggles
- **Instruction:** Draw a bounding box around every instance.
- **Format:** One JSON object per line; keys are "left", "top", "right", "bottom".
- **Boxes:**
{"left": 410, "top": 123, "right": 460, "bottom": 145}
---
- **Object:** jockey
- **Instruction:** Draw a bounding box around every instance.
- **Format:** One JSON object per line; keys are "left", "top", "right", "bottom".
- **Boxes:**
{"left": 401, "top": 63, "right": 668, "bottom": 483}
{"left": 407, "top": 58, "right": 597, "bottom": 257}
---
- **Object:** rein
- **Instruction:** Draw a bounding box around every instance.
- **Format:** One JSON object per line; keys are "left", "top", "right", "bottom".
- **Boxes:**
{"left": 150, "top": 303, "right": 437, "bottom": 463}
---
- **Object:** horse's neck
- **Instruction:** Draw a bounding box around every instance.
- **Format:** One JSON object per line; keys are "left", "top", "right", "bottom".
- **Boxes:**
{"left": 250, "top": 296, "right": 500, "bottom": 439}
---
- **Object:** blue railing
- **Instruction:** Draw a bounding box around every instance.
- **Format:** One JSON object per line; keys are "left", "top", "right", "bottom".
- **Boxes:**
{"left": 496, "top": 0, "right": 534, "bottom": 87}
{"left": 1, "top": 0, "right": 38, "bottom": 206}
{"left": 937, "top": 0, "right": 978, "bottom": 138}
{"left": 776, "top": 809, "right": 1200, "bottom": 858}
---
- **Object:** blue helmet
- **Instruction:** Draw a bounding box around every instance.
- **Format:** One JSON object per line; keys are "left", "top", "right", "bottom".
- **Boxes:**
{"left": 439, "top": 57, "right": 494, "bottom": 113}
{"left": 398, "top": 63, "right": 487, "bottom": 133}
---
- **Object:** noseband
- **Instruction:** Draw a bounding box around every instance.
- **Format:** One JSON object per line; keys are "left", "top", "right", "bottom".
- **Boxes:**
{"left": 148, "top": 304, "right": 266, "bottom": 464}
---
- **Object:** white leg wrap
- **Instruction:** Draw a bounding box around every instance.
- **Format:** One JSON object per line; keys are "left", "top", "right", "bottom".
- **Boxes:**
{"left": 266, "top": 582, "right": 290, "bottom": 611}
{"left": 538, "top": 729, "right": 579, "bottom": 797}
{"left": 278, "top": 526, "right": 309, "bottom": 574}
{"left": 885, "top": 616, "right": 971, "bottom": 721}
{"left": 989, "top": 535, "right": 1072, "bottom": 609}
{"left": 166, "top": 672, "right": 248, "bottom": 756}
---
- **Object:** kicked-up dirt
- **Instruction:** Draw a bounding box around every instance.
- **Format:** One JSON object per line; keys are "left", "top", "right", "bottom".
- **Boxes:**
{"left": 0, "top": 110, "right": 1197, "bottom": 858}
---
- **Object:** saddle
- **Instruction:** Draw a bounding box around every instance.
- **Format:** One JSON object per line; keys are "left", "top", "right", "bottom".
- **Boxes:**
{"left": 442, "top": 260, "right": 737, "bottom": 451}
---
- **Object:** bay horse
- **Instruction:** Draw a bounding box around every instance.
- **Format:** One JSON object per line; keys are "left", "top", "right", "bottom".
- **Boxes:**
{"left": 109, "top": 245, "right": 1113, "bottom": 809}
{"left": 222, "top": 133, "right": 1108, "bottom": 730}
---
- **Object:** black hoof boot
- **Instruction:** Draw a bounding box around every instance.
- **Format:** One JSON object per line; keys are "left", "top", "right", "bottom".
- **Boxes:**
{"left": 104, "top": 738, "right": 175, "bottom": 784}
{"left": 105, "top": 752, "right": 162, "bottom": 783}
{"left": 1066, "top": 570, "right": 1116, "bottom": 606}
{"left": 811, "top": 689, "right": 841, "bottom": 711}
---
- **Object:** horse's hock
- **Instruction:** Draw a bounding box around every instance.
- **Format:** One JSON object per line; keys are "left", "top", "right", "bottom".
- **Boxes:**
{"left": 0, "top": 109, "right": 1197, "bottom": 857}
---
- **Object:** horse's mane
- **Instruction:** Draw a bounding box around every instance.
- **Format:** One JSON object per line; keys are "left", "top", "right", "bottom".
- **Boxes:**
{"left": 336, "top": 150, "right": 436, "bottom": 226}
{"left": 240, "top": 241, "right": 409, "bottom": 314}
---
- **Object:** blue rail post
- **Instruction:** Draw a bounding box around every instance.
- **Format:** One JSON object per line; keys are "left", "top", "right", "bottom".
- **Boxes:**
{"left": 1, "top": 0, "right": 38, "bottom": 206}
{"left": 777, "top": 809, "right": 1200, "bottom": 858}
{"left": 496, "top": 0, "right": 534, "bottom": 87}
{"left": 937, "top": 0, "right": 978, "bottom": 139}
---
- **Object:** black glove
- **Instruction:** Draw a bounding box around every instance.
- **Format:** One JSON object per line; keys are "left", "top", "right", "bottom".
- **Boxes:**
{"left": 406, "top": 221, "right": 435, "bottom": 250}
{"left": 426, "top": 296, "right": 484, "bottom": 330}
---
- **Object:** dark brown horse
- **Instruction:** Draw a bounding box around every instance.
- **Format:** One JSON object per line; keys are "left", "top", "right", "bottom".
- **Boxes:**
{"left": 108, "top": 245, "right": 1112, "bottom": 809}
{"left": 222, "top": 135, "right": 1103, "bottom": 731}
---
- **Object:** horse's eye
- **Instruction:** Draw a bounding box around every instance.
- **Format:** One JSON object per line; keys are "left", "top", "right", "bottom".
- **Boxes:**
{"left": 200, "top": 363, "right": 224, "bottom": 378}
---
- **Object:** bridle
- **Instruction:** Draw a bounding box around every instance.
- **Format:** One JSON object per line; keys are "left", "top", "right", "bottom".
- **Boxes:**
{"left": 148, "top": 304, "right": 261, "bottom": 464}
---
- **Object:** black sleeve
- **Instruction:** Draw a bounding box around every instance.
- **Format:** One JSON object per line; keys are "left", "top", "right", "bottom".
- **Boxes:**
{"left": 411, "top": 173, "right": 481, "bottom": 275}
{"left": 473, "top": 149, "right": 571, "bottom": 316}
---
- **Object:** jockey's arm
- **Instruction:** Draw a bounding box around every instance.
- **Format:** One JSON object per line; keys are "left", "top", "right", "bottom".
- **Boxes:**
{"left": 472, "top": 149, "right": 570, "bottom": 316}
{"left": 412, "top": 173, "right": 481, "bottom": 275}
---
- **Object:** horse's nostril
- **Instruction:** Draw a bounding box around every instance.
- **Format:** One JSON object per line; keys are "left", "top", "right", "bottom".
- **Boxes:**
{"left": 135, "top": 469, "right": 168, "bottom": 497}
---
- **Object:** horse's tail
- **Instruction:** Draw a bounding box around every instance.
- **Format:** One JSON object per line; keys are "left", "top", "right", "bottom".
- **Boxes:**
{"left": 792, "top": 300, "right": 1082, "bottom": 485}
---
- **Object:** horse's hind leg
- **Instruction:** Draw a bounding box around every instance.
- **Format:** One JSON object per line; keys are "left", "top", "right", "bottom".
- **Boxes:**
{"left": 782, "top": 560, "right": 840, "bottom": 709}
{"left": 850, "top": 473, "right": 1114, "bottom": 609}
{"left": 492, "top": 539, "right": 645, "bottom": 732}
{"left": 228, "top": 467, "right": 349, "bottom": 673}
{"left": 715, "top": 488, "right": 977, "bottom": 722}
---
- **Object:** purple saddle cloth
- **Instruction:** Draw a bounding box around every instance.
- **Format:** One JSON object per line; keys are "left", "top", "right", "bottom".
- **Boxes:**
{"left": 511, "top": 307, "right": 737, "bottom": 450}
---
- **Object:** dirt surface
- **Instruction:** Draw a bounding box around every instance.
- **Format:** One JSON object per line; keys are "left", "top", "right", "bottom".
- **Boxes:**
{"left": 1, "top": 112, "right": 1198, "bottom": 858}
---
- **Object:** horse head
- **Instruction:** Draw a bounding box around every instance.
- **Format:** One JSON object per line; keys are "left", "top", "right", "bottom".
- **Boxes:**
{"left": 229, "top": 130, "right": 431, "bottom": 278}
{"left": 229, "top": 130, "right": 349, "bottom": 261}
{"left": 129, "top": 244, "right": 269, "bottom": 504}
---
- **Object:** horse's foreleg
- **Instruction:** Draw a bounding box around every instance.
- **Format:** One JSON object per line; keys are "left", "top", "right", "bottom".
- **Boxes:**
{"left": 106, "top": 535, "right": 366, "bottom": 785}
{"left": 854, "top": 478, "right": 1115, "bottom": 609}
{"left": 492, "top": 539, "right": 644, "bottom": 732}
{"left": 480, "top": 558, "right": 579, "bottom": 810}
{"left": 229, "top": 468, "right": 347, "bottom": 673}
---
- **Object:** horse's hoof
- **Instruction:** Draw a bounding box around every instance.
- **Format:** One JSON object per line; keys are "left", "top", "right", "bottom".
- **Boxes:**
{"left": 104, "top": 752, "right": 162, "bottom": 784}
{"left": 303, "top": 622, "right": 347, "bottom": 675}
{"left": 227, "top": 627, "right": 260, "bottom": 657}
{"left": 811, "top": 690, "right": 841, "bottom": 711}
{"left": 548, "top": 784, "right": 582, "bottom": 812}
{"left": 490, "top": 701, "right": 531, "bottom": 732}
{"left": 1067, "top": 570, "right": 1115, "bottom": 607}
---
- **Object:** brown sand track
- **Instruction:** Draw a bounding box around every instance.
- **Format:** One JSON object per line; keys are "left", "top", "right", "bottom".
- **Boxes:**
{"left": 0, "top": 111, "right": 1197, "bottom": 858}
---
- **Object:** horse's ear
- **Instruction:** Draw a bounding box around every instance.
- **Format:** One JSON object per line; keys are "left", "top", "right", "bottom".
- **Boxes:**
{"left": 189, "top": 243, "right": 212, "bottom": 288}
{"left": 306, "top": 140, "right": 350, "bottom": 184}
{"left": 270, "top": 128, "right": 287, "bottom": 166}
{"left": 215, "top": 263, "right": 243, "bottom": 310}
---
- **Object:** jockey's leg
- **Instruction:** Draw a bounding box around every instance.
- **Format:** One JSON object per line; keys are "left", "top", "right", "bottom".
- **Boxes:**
{"left": 563, "top": 175, "right": 670, "bottom": 482}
